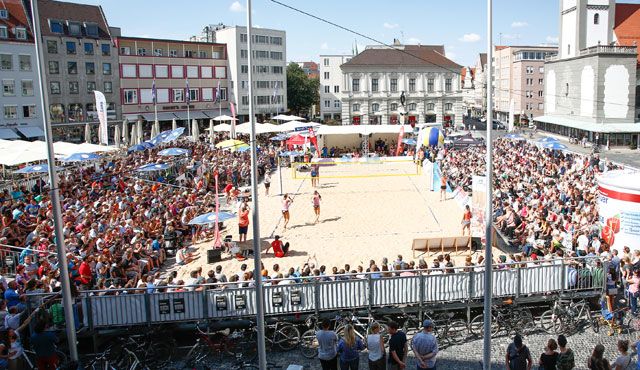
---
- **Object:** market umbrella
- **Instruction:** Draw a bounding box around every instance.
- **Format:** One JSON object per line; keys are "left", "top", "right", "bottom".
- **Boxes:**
{"left": 504, "top": 133, "right": 524, "bottom": 140}
{"left": 213, "top": 123, "right": 231, "bottom": 132}
{"left": 14, "top": 164, "right": 59, "bottom": 174}
{"left": 158, "top": 148, "right": 189, "bottom": 156}
{"left": 543, "top": 142, "right": 568, "bottom": 151}
{"left": 130, "top": 125, "right": 138, "bottom": 146}
{"left": 402, "top": 138, "right": 417, "bottom": 145}
{"left": 208, "top": 119, "right": 215, "bottom": 143}
{"left": 272, "top": 114, "right": 290, "bottom": 121}
{"left": 284, "top": 115, "right": 305, "bottom": 121}
{"left": 188, "top": 211, "right": 236, "bottom": 225}
{"left": 279, "top": 150, "right": 304, "bottom": 157}
{"left": 163, "top": 127, "right": 185, "bottom": 143}
{"left": 538, "top": 137, "right": 559, "bottom": 144}
{"left": 270, "top": 133, "right": 289, "bottom": 141}
{"left": 150, "top": 121, "right": 159, "bottom": 139}
{"left": 215, "top": 139, "right": 247, "bottom": 150}
{"left": 128, "top": 142, "right": 154, "bottom": 153}
{"left": 137, "top": 163, "right": 170, "bottom": 172}
{"left": 61, "top": 152, "right": 101, "bottom": 162}
{"left": 84, "top": 123, "right": 91, "bottom": 143}
{"left": 148, "top": 130, "right": 171, "bottom": 146}
{"left": 191, "top": 119, "right": 200, "bottom": 140}
{"left": 136, "top": 118, "right": 143, "bottom": 143}
{"left": 213, "top": 115, "right": 238, "bottom": 122}
{"left": 236, "top": 145, "right": 251, "bottom": 152}
{"left": 114, "top": 124, "right": 121, "bottom": 148}
{"left": 172, "top": 118, "right": 177, "bottom": 131}
{"left": 122, "top": 119, "right": 129, "bottom": 146}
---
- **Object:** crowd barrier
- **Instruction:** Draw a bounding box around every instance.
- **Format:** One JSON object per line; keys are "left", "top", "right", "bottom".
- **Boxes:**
{"left": 66, "top": 258, "right": 606, "bottom": 330}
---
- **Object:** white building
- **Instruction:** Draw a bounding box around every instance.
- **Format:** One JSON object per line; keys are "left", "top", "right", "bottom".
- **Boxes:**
{"left": 339, "top": 44, "right": 463, "bottom": 126}
{"left": 536, "top": 0, "right": 640, "bottom": 147}
{"left": 195, "top": 24, "right": 287, "bottom": 122}
{"left": 472, "top": 53, "right": 488, "bottom": 117}
{"left": 461, "top": 66, "right": 475, "bottom": 117}
{"left": 319, "top": 54, "right": 352, "bottom": 123}
{"left": 0, "top": 0, "right": 44, "bottom": 140}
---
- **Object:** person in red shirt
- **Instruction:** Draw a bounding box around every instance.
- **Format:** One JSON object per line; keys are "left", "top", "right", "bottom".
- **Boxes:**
{"left": 238, "top": 205, "right": 250, "bottom": 243}
{"left": 77, "top": 255, "right": 93, "bottom": 288}
{"left": 266, "top": 235, "right": 289, "bottom": 258}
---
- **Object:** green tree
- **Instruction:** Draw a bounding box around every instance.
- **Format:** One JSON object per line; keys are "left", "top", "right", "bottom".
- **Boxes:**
{"left": 286, "top": 63, "right": 319, "bottom": 115}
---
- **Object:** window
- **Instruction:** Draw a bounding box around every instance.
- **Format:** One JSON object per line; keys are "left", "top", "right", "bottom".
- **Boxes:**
{"left": 426, "top": 103, "right": 435, "bottom": 111}
{"left": 48, "top": 61, "right": 59, "bottom": 74}
{"left": 324, "top": 100, "right": 330, "bottom": 108}
{"left": 87, "top": 81, "right": 96, "bottom": 93}
{"left": 272, "top": 66, "right": 283, "bottom": 74}
{"left": 270, "top": 36, "right": 282, "bottom": 45}
{"left": 69, "top": 81, "right": 79, "bottom": 94}
{"left": 2, "top": 79, "right": 15, "bottom": 95}
{"left": 241, "top": 65, "right": 248, "bottom": 74}
{"left": 334, "top": 85, "right": 339, "bottom": 93}
{"left": 15, "top": 27, "right": 26, "bottom": 40}
{"left": 212, "top": 50, "right": 222, "bottom": 59}
{"left": 215, "top": 66, "right": 226, "bottom": 78}
{"left": 67, "top": 62, "right": 77, "bottom": 74}
{"left": 0, "top": 26, "right": 7, "bottom": 39}
{"left": 409, "top": 78, "right": 416, "bottom": 92}
{"left": 155, "top": 65, "right": 168, "bottom": 78}
{"left": 3, "top": 105, "right": 17, "bottom": 119}
{"left": 594, "top": 13, "right": 599, "bottom": 25}
{"left": 122, "top": 64, "right": 136, "bottom": 78}
{"left": 21, "top": 80, "right": 33, "bottom": 96}
{"left": 567, "top": 44, "right": 570, "bottom": 55}
{"left": 371, "top": 103, "right": 380, "bottom": 112}
{"left": 324, "top": 58, "right": 329, "bottom": 66}
{"left": 85, "top": 23, "right": 99, "bottom": 37}
{"left": 352, "top": 103, "right": 360, "bottom": 112}
{"left": 390, "top": 78, "right": 398, "bottom": 92}
{"left": 139, "top": 89, "right": 153, "bottom": 103}
{"left": 104, "top": 81, "right": 113, "bottom": 93}
{"left": 0, "top": 54, "right": 11, "bottom": 70}
{"left": 324, "top": 72, "right": 329, "bottom": 79}
{"left": 68, "top": 22, "right": 82, "bottom": 36}
{"left": 240, "top": 49, "right": 248, "bottom": 58}
{"left": 137, "top": 48, "right": 146, "bottom": 56}
{"left": 219, "top": 88, "right": 227, "bottom": 101}
{"left": 66, "top": 41, "right": 76, "bottom": 54}
{"left": 0, "top": 9, "right": 7, "bottom": 19}
{"left": 445, "top": 103, "right": 453, "bottom": 111}
{"left": 390, "top": 103, "right": 398, "bottom": 111}
{"left": 49, "top": 104, "right": 64, "bottom": 122}
{"left": 172, "top": 88, "right": 184, "bottom": 102}
{"left": 124, "top": 89, "right": 138, "bottom": 104}
{"left": 184, "top": 50, "right": 194, "bottom": 58}
{"left": 139, "top": 65, "right": 153, "bottom": 78}
{"left": 171, "top": 65, "right": 184, "bottom": 78}
{"left": 169, "top": 49, "right": 177, "bottom": 57}
{"left": 241, "top": 96, "right": 249, "bottom": 105}
{"left": 538, "top": 90, "right": 543, "bottom": 97}
{"left": 202, "top": 87, "right": 213, "bottom": 101}
{"left": 538, "top": 103, "right": 544, "bottom": 110}
{"left": 539, "top": 66, "right": 544, "bottom": 74}
{"left": 201, "top": 66, "right": 213, "bottom": 78}
{"left": 324, "top": 86, "right": 330, "bottom": 93}
{"left": 334, "top": 100, "right": 340, "bottom": 108}
{"left": 445, "top": 78, "right": 452, "bottom": 92}
{"left": 85, "top": 62, "right": 95, "bottom": 75}
{"left": 371, "top": 78, "right": 379, "bottom": 92}
{"left": 50, "top": 81, "right": 60, "bottom": 94}
{"left": 565, "top": 83, "right": 569, "bottom": 96}
{"left": 254, "top": 35, "right": 269, "bottom": 44}
{"left": 253, "top": 50, "right": 269, "bottom": 59}
{"left": 23, "top": 105, "right": 36, "bottom": 118}
{"left": 352, "top": 78, "right": 360, "bottom": 92}
{"left": 81, "top": 43, "right": 93, "bottom": 56}
{"left": 19, "top": 55, "right": 30, "bottom": 71}
{"left": 188, "top": 89, "right": 198, "bottom": 101}
{"left": 46, "top": 40, "right": 58, "bottom": 54}
{"left": 539, "top": 78, "right": 544, "bottom": 85}
{"left": 101, "top": 44, "right": 110, "bottom": 56}
{"left": 102, "top": 63, "right": 111, "bottom": 75}
{"left": 270, "top": 51, "right": 283, "bottom": 60}
{"left": 152, "top": 48, "right": 164, "bottom": 57}
{"left": 68, "top": 104, "right": 83, "bottom": 121}
{"left": 199, "top": 51, "right": 207, "bottom": 58}
{"left": 408, "top": 103, "right": 417, "bottom": 111}
{"left": 240, "top": 34, "right": 247, "bottom": 43}
{"left": 49, "top": 20, "right": 64, "bottom": 34}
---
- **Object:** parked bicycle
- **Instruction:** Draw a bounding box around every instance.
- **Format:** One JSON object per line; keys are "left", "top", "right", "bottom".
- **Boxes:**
{"left": 469, "top": 302, "right": 536, "bottom": 338}
{"left": 539, "top": 299, "right": 595, "bottom": 335}
{"left": 425, "top": 310, "right": 468, "bottom": 345}
{"left": 258, "top": 318, "right": 301, "bottom": 351}
{"left": 184, "top": 320, "right": 257, "bottom": 367}
{"left": 335, "top": 311, "right": 388, "bottom": 343}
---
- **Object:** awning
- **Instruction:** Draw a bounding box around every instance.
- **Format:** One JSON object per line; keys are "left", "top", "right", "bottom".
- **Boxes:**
{"left": 141, "top": 112, "right": 178, "bottom": 121}
{"left": 173, "top": 111, "right": 209, "bottom": 120}
{"left": 124, "top": 114, "right": 142, "bottom": 121}
{"left": 0, "top": 128, "right": 19, "bottom": 140}
{"left": 203, "top": 109, "right": 232, "bottom": 118}
{"left": 16, "top": 126, "right": 45, "bottom": 138}
{"left": 534, "top": 115, "right": 640, "bottom": 133}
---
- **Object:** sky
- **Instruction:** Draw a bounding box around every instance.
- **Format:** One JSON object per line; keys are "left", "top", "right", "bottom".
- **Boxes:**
{"left": 78, "top": 0, "right": 640, "bottom": 67}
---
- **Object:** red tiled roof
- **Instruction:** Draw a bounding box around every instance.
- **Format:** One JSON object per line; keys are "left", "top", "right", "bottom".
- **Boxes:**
{"left": 495, "top": 45, "right": 508, "bottom": 51}
{"left": 0, "top": 0, "right": 33, "bottom": 42}
{"left": 615, "top": 3, "right": 640, "bottom": 63}
{"left": 460, "top": 67, "right": 467, "bottom": 80}
{"left": 37, "top": 0, "right": 111, "bottom": 39}
{"left": 341, "top": 45, "right": 460, "bottom": 70}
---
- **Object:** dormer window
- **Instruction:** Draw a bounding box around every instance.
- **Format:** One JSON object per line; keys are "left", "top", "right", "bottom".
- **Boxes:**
{"left": 67, "top": 22, "right": 82, "bottom": 36}
{"left": 14, "top": 27, "right": 27, "bottom": 40}
{"left": 0, "top": 9, "right": 8, "bottom": 19}
{"left": 49, "top": 20, "right": 64, "bottom": 34}
{"left": 85, "top": 23, "right": 99, "bottom": 38}
{"left": 0, "top": 26, "right": 7, "bottom": 39}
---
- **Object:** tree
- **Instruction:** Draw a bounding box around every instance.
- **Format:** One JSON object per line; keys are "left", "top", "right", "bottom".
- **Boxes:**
{"left": 286, "top": 63, "right": 319, "bottom": 115}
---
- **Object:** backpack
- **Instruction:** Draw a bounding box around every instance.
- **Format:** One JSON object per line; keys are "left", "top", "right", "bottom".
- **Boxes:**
{"left": 509, "top": 345, "right": 529, "bottom": 370}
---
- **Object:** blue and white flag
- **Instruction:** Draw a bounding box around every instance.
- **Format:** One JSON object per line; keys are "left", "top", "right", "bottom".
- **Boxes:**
{"left": 185, "top": 79, "right": 190, "bottom": 104}
{"left": 272, "top": 81, "right": 279, "bottom": 103}
{"left": 152, "top": 78, "right": 157, "bottom": 105}
{"left": 93, "top": 90, "right": 108, "bottom": 145}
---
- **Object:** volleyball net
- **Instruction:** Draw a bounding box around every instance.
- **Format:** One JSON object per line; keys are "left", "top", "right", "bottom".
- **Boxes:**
{"left": 290, "top": 158, "right": 421, "bottom": 179}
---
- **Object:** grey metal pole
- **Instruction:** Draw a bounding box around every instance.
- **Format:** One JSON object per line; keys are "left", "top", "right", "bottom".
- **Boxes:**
{"left": 30, "top": 0, "right": 78, "bottom": 361}
{"left": 246, "top": 1, "right": 267, "bottom": 368}
{"left": 483, "top": 0, "right": 494, "bottom": 369}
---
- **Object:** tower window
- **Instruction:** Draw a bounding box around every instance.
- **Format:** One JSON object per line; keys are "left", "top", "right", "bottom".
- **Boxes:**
{"left": 594, "top": 13, "right": 599, "bottom": 25}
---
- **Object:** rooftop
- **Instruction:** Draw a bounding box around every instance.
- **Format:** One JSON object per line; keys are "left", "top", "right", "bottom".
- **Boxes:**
{"left": 0, "top": 0, "right": 33, "bottom": 43}
{"left": 614, "top": 3, "right": 640, "bottom": 64}
{"left": 341, "top": 44, "right": 460, "bottom": 70}
{"left": 37, "top": 0, "right": 111, "bottom": 39}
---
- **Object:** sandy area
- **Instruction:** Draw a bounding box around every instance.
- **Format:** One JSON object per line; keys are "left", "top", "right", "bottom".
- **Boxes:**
{"left": 177, "top": 161, "right": 472, "bottom": 279}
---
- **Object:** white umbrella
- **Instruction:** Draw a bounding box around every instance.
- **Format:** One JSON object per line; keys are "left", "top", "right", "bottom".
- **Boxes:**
{"left": 130, "top": 125, "right": 138, "bottom": 146}
{"left": 114, "top": 125, "right": 121, "bottom": 148}
{"left": 84, "top": 123, "right": 91, "bottom": 143}
{"left": 191, "top": 119, "right": 200, "bottom": 140}
{"left": 122, "top": 119, "right": 129, "bottom": 146}
{"left": 272, "top": 114, "right": 290, "bottom": 121}
{"left": 285, "top": 115, "right": 305, "bottom": 121}
{"left": 172, "top": 118, "right": 177, "bottom": 131}
{"left": 150, "top": 121, "right": 159, "bottom": 139}
{"left": 208, "top": 119, "right": 215, "bottom": 143}
{"left": 213, "top": 123, "right": 231, "bottom": 132}
{"left": 213, "top": 114, "right": 238, "bottom": 121}
{"left": 278, "top": 120, "right": 321, "bottom": 132}
{"left": 136, "top": 118, "right": 143, "bottom": 143}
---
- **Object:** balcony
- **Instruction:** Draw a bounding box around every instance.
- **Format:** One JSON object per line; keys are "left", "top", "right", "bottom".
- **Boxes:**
{"left": 579, "top": 44, "right": 637, "bottom": 56}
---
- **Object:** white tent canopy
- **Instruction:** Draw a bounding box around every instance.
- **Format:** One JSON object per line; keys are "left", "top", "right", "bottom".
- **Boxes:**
{"left": 211, "top": 123, "right": 231, "bottom": 132}
{"left": 235, "top": 122, "right": 282, "bottom": 135}
{"left": 277, "top": 120, "right": 321, "bottom": 132}
{"left": 213, "top": 115, "right": 238, "bottom": 121}
{"left": 0, "top": 140, "right": 118, "bottom": 166}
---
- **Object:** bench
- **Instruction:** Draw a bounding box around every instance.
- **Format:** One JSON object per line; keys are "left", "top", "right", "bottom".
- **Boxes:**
{"left": 412, "top": 236, "right": 472, "bottom": 258}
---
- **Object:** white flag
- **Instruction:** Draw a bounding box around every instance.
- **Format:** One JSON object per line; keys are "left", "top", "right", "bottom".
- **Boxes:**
{"left": 94, "top": 91, "right": 109, "bottom": 145}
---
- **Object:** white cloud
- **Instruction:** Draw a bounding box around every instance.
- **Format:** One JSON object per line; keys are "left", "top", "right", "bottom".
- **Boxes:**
{"left": 320, "top": 42, "right": 329, "bottom": 50}
{"left": 229, "top": 1, "right": 244, "bottom": 12}
{"left": 459, "top": 33, "right": 481, "bottom": 43}
{"left": 511, "top": 21, "right": 528, "bottom": 28}
{"left": 501, "top": 33, "right": 520, "bottom": 40}
{"left": 406, "top": 37, "right": 421, "bottom": 44}
{"left": 546, "top": 35, "right": 559, "bottom": 43}
{"left": 383, "top": 22, "right": 399, "bottom": 29}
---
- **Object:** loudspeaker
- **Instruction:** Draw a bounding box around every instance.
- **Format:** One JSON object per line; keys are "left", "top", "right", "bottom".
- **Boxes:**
{"left": 471, "top": 237, "right": 482, "bottom": 251}
{"left": 207, "top": 249, "right": 221, "bottom": 264}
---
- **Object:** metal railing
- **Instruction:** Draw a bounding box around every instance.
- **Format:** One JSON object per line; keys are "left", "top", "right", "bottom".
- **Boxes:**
{"left": 41, "top": 257, "right": 606, "bottom": 331}
{"left": 579, "top": 45, "right": 637, "bottom": 56}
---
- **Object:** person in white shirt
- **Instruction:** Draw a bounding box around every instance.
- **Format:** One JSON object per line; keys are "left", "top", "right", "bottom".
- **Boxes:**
{"left": 576, "top": 232, "right": 589, "bottom": 256}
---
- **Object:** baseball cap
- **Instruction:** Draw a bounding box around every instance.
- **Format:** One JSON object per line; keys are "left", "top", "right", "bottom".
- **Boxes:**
{"left": 422, "top": 319, "right": 433, "bottom": 328}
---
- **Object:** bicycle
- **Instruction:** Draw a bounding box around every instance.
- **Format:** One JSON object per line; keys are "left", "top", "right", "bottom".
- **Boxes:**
{"left": 22, "top": 347, "right": 68, "bottom": 370}
{"left": 257, "top": 318, "right": 300, "bottom": 351}
{"left": 425, "top": 311, "right": 469, "bottom": 346}
{"left": 184, "top": 320, "right": 258, "bottom": 367}
{"left": 539, "top": 299, "right": 595, "bottom": 335}
{"left": 380, "top": 310, "right": 422, "bottom": 336}
{"left": 104, "top": 328, "right": 175, "bottom": 368}
{"left": 335, "top": 311, "right": 388, "bottom": 344}
{"left": 469, "top": 302, "right": 536, "bottom": 338}
{"left": 81, "top": 349, "right": 117, "bottom": 370}
{"left": 299, "top": 314, "right": 321, "bottom": 359}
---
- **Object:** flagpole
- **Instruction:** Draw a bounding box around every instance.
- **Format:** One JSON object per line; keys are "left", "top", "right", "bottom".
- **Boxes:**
{"left": 186, "top": 80, "right": 191, "bottom": 137}
{"left": 30, "top": 0, "right": 78, "bottom": 361}
{"left": 247, "top": 1, "right": 267, "bottom": 368}
{"left": 153, "top": 79, "right": 158, "bottom": 127}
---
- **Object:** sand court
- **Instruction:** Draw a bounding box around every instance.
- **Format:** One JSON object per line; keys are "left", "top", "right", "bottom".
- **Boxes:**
{"left": 178, "top": 160, "right": 468, "bottom": 278}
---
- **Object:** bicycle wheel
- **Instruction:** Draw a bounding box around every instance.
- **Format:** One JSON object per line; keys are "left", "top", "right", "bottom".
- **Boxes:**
{"left": 516, "top": 308, "right": 537, "bottom": 335}
{"left": 299, "top": 329, "right": 319, "bottom": 359}
{"left": 145, "top": 340, "right": 174, "bottom": 366}
{"left": 185, "top": 342, "right": 210, "bottom": 367}
{"left": 274, "top": 324, "right": 300, "bottom": 351}
{"left": 468, "top": 315, "right": 485, "bottom": 337}
{"left": 445, "top": 320, "right": 469, "bottom": 345}
{"left": 539, "top": 310, "right": 563, "bottom": 334}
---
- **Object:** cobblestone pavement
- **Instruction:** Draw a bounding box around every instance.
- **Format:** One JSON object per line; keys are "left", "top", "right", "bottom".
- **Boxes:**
{"left": 171, "top": 328, "right": 639, "bottom": 370}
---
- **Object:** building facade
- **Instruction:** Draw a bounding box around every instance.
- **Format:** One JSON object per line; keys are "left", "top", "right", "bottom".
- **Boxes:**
{"left": 536, "top": 0, "right": 640, "bottom": 147}
{"left": 196, "top": 24, "right": 287, "bottom": 122}
{"left": 0, "top": 0, "right": 44, "bottom": 140}
{"left": 339, "top": 44, "right": 463, "bottom": 126}
{"left": 116, "top": 36, "right": 229, "bottom": 124}
{"left": 472, "top": 53, "right": 487, "bottom": 117}
{"left": 292, "top": 61, "right": 319, "bottom": 79}
{"left": 319, "top": 54, "right": 351, "bottom": 123}
{"left": 38, "top": 0, "right": 120, "bottom": 135}
{"left": 493, "top": 45, "right": 557, "bottom": 125}
{"left": 461, "top": 66, "right": 475, "bottom": 117}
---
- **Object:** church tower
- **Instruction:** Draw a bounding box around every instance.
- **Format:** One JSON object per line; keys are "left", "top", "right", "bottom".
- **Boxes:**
{"left": 559, "top": 0, "right": 616, "bottom": 59}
